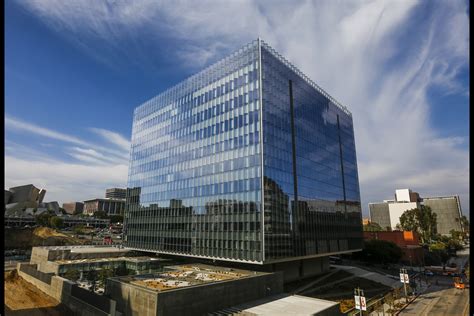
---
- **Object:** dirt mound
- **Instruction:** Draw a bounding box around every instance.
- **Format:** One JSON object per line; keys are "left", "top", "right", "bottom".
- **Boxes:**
{"left": 4, "top": 271, "right": 73, "bottom": 315}
{"left": 5, "top": 227, "right": 88, "bottom": 249}
{"left": 34, "top": 227, "right": 69, "bottom": 238}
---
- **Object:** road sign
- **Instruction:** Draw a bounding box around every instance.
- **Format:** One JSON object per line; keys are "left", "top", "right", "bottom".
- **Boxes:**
{"left": 360, "top": 296, "right": 367, "bottom": 311}
{"left": 354, "top": 295, "right": 360, "bottom": 309}
{"left": 400, "top": 273, "right": 409, "bottom": 283}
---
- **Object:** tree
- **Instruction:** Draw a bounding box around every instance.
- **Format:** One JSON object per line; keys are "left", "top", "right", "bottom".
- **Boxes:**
{"left": 363, "top": 222, "right": 383, "bottom": 232}
{"left": 93, "top": 211, "right": 108, "bottom": 219}
{"left": 64, "top": 269, "right": 80, "bottom": 281}
{"left": 353, "top": 239, "right": 403, "bottom": 264}
{"left": 98, "top": 268, "right": 113, "bottom": 288}
{"left": 36, "top": 212, "right": 52, "bottom": 227}
{"left": 49, "top": 216, "right": 64, "bottom": 228}
{"left": 429, "top": 242, "right": 450, "bottom": 266}
{"left": 399, "top": 206, "right": 437, "bottom": 244}
{"left": 87, "top": 269, "right": 98, "bottom": 291}
{"left": 108, "top": 215, "right": 124, "bottom": 223}
{"left": 114, "top": 265, "right": 129, "bottom": 276}
{"left": 460, "top": 215, "right": 469, "bottom": 232}
{"left": 73, "top": 224, "right": 86, "bottom": 236}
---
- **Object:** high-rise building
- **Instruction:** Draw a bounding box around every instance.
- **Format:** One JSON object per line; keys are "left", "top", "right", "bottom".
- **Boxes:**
{"left": 369, "top": 189, "right": 464, "bottom": 235}
{"left": 106, "top": 188, "right": 127, "bottom": 199}
{"left": 124, "top": 39, "right": 363, "bottom": 277}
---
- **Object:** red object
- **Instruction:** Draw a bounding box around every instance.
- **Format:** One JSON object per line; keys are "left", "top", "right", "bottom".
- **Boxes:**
{"left": 103, "top": 236, "right": 112, "bottom": 245}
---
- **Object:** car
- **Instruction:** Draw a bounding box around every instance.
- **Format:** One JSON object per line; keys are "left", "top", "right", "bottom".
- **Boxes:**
{"left": 424, "top": 270, "right": 434, "bottom": 276}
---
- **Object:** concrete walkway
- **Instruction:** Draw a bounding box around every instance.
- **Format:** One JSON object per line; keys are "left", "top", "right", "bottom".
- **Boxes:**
{"left": 293, "top": 269, "right": 340, "bottom": 294}
{"left": 336, "top": 265, "right": 402, "bottom": 288}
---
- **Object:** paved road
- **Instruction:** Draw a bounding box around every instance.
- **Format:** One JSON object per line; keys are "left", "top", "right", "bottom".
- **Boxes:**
{"left": 399, "top": 246, "right": 470, "bottom": 316}
{"left": 399, "top": 285, "right": 469, "bottom": 315}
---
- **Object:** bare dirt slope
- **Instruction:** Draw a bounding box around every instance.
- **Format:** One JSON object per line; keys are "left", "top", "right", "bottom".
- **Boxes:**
{"left": 5, "top": 227, "right": 87, "bottom": 249}
{"left": 4, "top": 270, "right": 73, "bottom": 316}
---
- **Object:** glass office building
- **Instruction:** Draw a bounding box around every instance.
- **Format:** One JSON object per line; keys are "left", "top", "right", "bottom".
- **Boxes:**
{"left": 124, "top": 39, "right": 363, "bottom": 265}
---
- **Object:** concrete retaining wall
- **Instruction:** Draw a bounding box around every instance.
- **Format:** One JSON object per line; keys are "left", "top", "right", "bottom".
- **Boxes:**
{"left": 157, "top": 272, "right": 284, "bottom": 316}
{"left": 106, "top": 271, "right": 283, "bottom": 316}
{"left": 17, "top": 263, "right": 116, "bottom": 316}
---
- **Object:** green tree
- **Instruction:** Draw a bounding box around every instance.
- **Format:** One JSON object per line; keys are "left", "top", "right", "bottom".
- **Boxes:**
{"left": 35, "top": 212, "right": 52, "bottom": 227}
{"left": 73, "top": 224, "right": 85, "bottom": 236}
{"left": 429, "top": 242, "right": 450, "bottom": 266}
{"left": 354, "top": 240, "right": 403, "bottom": 264}
{"left": 49, "top": 216, "right": 64, "bottom": 228}
{"left": 87, "top": 269, "right": 98, "bottom": 291}
{"left": 114, "top": 265, "right": 129, "bottom": 276}
{"left": 98, "top": 268, "right": 114, "bottom": 288}
{"left": 64, "top": 269, "right": 80, "bottom": 281}
{"left": 363, "top": 222, "right": 383, "bottom": 232}
{"left": 93, "top": 211, "right": 108, "bottom": 219}
{"left": 399, "top": 206, "right": 437, "bottom": 244}
{"left": 108, "top": 215, "right": 124, "bottom": 223}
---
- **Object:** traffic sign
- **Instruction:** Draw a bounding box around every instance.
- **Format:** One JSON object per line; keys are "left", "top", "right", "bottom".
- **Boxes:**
{"left": 400, "top": 273, "right": 409, "bottom": 283}
{"left": 360, "top": 296, "right": 367, "bottom": 311}
{"left": 354, "top": 295, "right": 360, "bottom": 309}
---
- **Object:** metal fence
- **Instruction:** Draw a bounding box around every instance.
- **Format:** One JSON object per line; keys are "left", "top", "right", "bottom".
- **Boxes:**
{"left": 71, "top": 285, "right": 112, "bottom": 313}
{"left": 19, "top": 264, "right": 54, "bottom": 285}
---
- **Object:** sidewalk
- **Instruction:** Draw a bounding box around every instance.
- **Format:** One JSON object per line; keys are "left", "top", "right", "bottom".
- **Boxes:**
{"left": 368, "top": 279, "right": 431, "bottom": 315}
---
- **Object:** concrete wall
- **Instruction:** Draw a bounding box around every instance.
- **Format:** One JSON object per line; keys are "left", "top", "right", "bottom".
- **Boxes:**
{"left": 369, "top": 203, "right": 391, "bottom": 230}
{"left": 17, "top": 263, "right": 116, "bottom": 316}
{"left": 106, "top": 278, "right": 158, "bottom": 316}
{"left": 157, "top": 272, "right": 283, "bottom": 316}
{"left": 423, "top": 196, "right": 463, "bottom": 235}
{"left": 106, "top": 272, "right": 283, "bottom": 316}
{"left": 267, "top": 256, "right": 329, "bottom": 283}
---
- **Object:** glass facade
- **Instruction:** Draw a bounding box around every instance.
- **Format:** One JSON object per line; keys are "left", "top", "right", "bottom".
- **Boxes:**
{"left": 124, "top": 39, "right": 363, "bottom": 264}
{"left": 260, "top": 42, "right": 362, "bottom": 261}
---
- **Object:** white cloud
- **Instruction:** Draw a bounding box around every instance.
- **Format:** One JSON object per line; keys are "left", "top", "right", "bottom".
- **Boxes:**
{"left": 6, "top": 115, "right": 129, "bottom": 160}
{"left": 14, "top": 0, "right": 470, "bottom": 216}
{"left": 5, "top": 118, "right": 130, "bottom": 204}
{"left": 89, "top": 128, "right": 131, "bottom": 152}
{"left": 5, "top": 155, "right": 128, "bottom": 204}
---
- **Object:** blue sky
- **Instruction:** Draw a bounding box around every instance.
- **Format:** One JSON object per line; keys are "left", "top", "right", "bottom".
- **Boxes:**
{"left": 5, "top": 0, "right": 469, "bottom": 217}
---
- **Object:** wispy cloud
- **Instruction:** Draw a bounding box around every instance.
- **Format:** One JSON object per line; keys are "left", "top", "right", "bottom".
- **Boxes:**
{"left": 13, "top": 0, "right": 470, "bottom": 214}
{"left": 6, "top": 115, "right": 129, "bottom": 160}
{"left": 5, "top": 155, "right": 128, "bottom": 203}
{"left": 5, "top": 117, "right": 130, "bottom": 203}
{"left": 89, "top": 128, "right": 131, "bottom": 152}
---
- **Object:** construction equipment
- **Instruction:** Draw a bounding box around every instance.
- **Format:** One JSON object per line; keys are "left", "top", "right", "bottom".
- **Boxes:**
{"left": 453, "top": 277, "right": 465, "bottom": 289}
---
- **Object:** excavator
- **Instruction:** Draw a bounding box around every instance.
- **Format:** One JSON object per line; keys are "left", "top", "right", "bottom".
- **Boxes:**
{"left": 453, "top": 276, "right": 465, "bottom": 289}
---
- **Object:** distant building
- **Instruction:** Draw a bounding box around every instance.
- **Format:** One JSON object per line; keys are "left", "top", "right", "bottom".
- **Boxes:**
{"left": 422, "top": 196, "right": 463, "bottom": 235}
{"left": 106, "top": 188, "right": 127, "bottom": 199}
{"left": 8, "top": 184, "right": 46, "bottom": 204}
{"left": 369, "top": 189, "right": 464, "bottom": 236}
{"left": 62, "top": 202, "right": 84, "bottom": 215}
{"left": 4, "top": 190, "right": 12, "bottom": 205}
{"left": 83, "top": 198, "right": 125, "bottom": 216}
{"left": 363, "top": 230, "right": 423, "bottom": 265}
{"left": 5, "top": 184, "right": 47, "bottom": 214}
